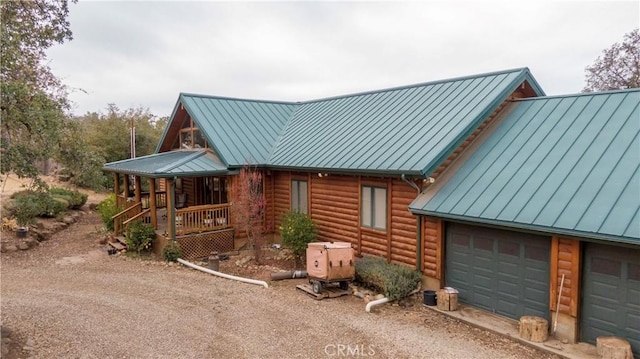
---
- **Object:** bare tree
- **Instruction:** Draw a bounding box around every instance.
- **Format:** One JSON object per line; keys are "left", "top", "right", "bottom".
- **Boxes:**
{"left": 232, "top": 164, "right": 268, "bottom": 263}
{"left": 583, "top": 28, "right": 640, "bottom": 92}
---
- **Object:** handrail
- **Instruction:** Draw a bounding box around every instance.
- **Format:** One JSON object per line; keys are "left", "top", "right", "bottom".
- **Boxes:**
{"left": 123, "top": 208, "right": 151, "bottom": 227}
{"left": 112, "top": 202, "right": 142, "bottom": 236}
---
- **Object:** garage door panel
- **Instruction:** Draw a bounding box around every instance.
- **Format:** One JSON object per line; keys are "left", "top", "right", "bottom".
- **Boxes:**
{"left": 582, "top": 243, "right": 640, "bottom": 356}
{"left": 445, "top": 223, "right": 550, "bottom": 321}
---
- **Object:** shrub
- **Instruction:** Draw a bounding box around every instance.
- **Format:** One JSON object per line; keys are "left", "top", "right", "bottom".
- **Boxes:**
{"left": 279, "top": 211, "right": 317, "bottom": 264}
{"left": 12, "top": 196, "right": 40, "bottom": 227}
{"left": 7, "top": 190, "right": 66, "bottom": 219}
{"left": 97, "top": 194, "right": 119, "bottom": 231}
{"left": 125, "top": 220, "right": 155, "bottom": 253}
{"left": 355, "top": 256, "right": 422, "bottom": 301}
{"left": 162, "top": 240, "right": 182, "bottom": 262}
{"left": 50, "top": 187, "right": 88, "bottom": 209}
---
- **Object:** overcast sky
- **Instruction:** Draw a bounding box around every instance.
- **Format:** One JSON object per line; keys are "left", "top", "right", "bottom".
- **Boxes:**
{"left": 46, "top": 1, "right": 639, "bottom": 118}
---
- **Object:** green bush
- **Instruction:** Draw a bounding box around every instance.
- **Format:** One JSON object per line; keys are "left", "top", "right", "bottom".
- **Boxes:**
{"left": 125, "top": 220, "right": 155, "bottom": 253}
{"left": 50, "top": 187, "right": 88, "bottom": 209}
{"left": 12, "top": 196, "right": 40, "bottom": 227}
{"left": 97, "top": 194, "right": 119, "bottom": 231}
{"left": 7, "top": 190, "right": 66, "bottom": 218}
{"left": 355, "top": 256, "right": 422, "bottom": 301}
{"left": 162, "top": 240, "right": 182, "bottom": 262}
{"left": 279, "top": 211, "right": 317, "bottom": 263}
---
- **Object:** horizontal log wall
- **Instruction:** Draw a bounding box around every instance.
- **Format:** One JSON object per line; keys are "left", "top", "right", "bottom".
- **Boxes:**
{"left": 273, "top": 171, "right": 290, "bottom": 231}
{"left": 423, "top": 217, "right": 443, "bottom": 279}
{"left": 311, "top": 174, "right": 360, "bottom": 251}
{"left": 550, "top": 237, "right": 580, "bottom": 317}
{"left": 390, "top": 179, "right": 417, "bottom": 266}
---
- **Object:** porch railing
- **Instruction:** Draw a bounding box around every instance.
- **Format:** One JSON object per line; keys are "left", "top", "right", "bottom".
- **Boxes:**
{"left": 141, "top": 191, "right": 167, "bottom": 209}
{"left": 112, "top": 202, "right": 142, "bottom": 236}
{"left": 175, "top": 203, "right": 231, "bottom": 236}
{"left": 116, "top": 194, "right": 128, "bottom": 209}
{"left": 123, "top": 208, "right": 151, "bottom": 228}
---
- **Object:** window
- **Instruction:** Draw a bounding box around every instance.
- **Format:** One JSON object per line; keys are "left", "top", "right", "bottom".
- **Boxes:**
{"left": 173, "top": 115, "right": 208, "bottom": 149}
{"left": 361, "top": 186, "right": 386, "bottom": 230}
{"left": 291, "top": 180, "right": 308, "bottom": 214}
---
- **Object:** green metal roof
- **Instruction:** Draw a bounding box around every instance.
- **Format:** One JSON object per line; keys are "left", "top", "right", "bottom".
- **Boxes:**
{"left": 103, "top": 150, "right": 228, "bottom": 178}
{"left": 269, "top": 68, "right": 544, "bottom": 175}
{"left": 410, "top": 89, "right": 640, "bottom": 244}
{"left": 177, "top": 94, "right": 298, "bottom": 167}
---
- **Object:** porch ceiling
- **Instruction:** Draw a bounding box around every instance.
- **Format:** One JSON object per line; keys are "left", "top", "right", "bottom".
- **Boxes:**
{"left": 103, "top": 150, "right": 229, "bottom": 178}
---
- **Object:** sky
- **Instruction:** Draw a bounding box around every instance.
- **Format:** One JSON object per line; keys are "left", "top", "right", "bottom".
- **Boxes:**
{"left": 46, "top": 1, "right": 640, "bottom": 118}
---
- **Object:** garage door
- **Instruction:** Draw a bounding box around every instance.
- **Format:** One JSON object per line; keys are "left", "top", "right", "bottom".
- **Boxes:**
{"left": 446, "top": 222, "right": 551, "bottom": 320}
{"left": 582, "top": 243, "right": 640, "bottom": 356}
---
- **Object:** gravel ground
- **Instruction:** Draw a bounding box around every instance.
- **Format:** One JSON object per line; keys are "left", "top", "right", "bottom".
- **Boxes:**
{"left": 1, "top": 211, "right": 562, "bottom": 359}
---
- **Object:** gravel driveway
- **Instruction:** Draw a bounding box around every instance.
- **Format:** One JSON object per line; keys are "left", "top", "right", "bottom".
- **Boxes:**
{"left": 1, "top": 211, "right": 561, "bottom": 359}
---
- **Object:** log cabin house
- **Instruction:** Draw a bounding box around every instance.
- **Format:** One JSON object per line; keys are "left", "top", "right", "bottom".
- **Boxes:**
{"left": 102, "top": 69, "right": 639, "bottom": 353}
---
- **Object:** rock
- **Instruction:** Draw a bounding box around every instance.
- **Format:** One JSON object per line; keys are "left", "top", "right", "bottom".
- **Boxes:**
{"left": 88, "top": 203, "right": 98, "bottom": 211}
{"left": 374, "top": 294, "right": 385, "bottom": 300}
{"left": 18, "top": 242, "right": 31, "bottom": 250}
{"left": 1, "top": 326, "right": 13, "bottom": 338}
{"left": 96, "top": 236, "right": 108, "bottom": 245}
{"left": 71, "top": 211, "right": 81, "bottom": 219}
{"left": 32, "top": 229, "right": 53, "bottom": 242}
{"left": 3, "top": 244, "right": 18, "bottom": 253}
{"left": 0, "top": 244, "right": 5, "bottom": 253}
{"left": 21, "top": 238, "right": 38, "bottom": 248}
{"left": 62, "top": 216, "right": 75, "bottom": 225}
{"left": 363, "top": 295, "right": 372, "bottom": 304}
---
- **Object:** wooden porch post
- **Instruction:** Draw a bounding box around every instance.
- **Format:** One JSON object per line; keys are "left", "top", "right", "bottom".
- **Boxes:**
{"left": 134, "top": 176, "right": 142, "bottom": 203}
{"left": 114, "top": 173, "right": 120, "bottom": 198}
{"left": 123, "top": 174, "right": 130, "bottom": 198}
{"left": 149, "top": 178, "right": 157, "bottom": 229}
{"left": 167, "top": 178, "right": 175, "bottom": 241}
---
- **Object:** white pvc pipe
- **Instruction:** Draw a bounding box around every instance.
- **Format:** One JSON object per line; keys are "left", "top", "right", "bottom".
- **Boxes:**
{"left": 365, "top": 297, "right": 390, "bottom": 312}
{"left": 365, "top": 286, "right": 421, "bottom": 313}
{"left": 177, "top": 258, "right": 269, "bottom": 288}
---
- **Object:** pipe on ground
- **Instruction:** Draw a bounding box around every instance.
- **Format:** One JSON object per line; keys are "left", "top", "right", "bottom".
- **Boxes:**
{"left": 365, "top": 286, "right": 421, "bottom": 313}
{"left": 365, "top": 297, "right": 390, "bottom": 312}
{"left": 270, "top": 270, "right": 307, "bottom": 281}
{"left": 177, "top": 258, "right": 269, "bottom": 288}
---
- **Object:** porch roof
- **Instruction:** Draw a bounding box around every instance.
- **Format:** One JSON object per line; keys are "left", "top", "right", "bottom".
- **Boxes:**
{"left": 103, "top": 150, "right": 229, "bottom": 178}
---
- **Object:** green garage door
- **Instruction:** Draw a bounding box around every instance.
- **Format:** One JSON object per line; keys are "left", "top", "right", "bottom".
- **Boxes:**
{"left": 446, "top": 222, "right": 551, "bottom": 320}
{"left": 582, "top": 243, "right": 640, "bottom": 356}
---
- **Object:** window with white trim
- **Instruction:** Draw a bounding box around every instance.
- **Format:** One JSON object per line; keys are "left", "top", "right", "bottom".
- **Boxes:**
{"left": 291, "top": 180, "right": 308, "bottom": 214}
{"left": 361, "top": 186, "right": 386, "bottom": 230}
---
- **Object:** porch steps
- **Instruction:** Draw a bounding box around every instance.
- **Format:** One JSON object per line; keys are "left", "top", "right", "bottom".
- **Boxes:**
{"left": 108, "top": 236, "right": 127, "bottom": 252}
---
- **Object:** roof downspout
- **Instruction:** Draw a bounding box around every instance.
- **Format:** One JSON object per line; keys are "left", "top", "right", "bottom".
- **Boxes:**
{"left": 401, "top": 174, "right": 420, "bottom": 193}
{"left": 401, "top": 174, "right": 422, "bottom": 272}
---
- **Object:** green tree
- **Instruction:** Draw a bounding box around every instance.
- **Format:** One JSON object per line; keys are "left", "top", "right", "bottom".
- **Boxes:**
{"left": 584, "top": 28, "right": 640, "bottom": 92}
{"left": 81, "top": 104, "right": 165, "bottom": 164}
{"left": 1, "top": 0, "right": 75, "bottom": 183}
{"left": 56, "top": 118, "right": 108, "bottom": 190}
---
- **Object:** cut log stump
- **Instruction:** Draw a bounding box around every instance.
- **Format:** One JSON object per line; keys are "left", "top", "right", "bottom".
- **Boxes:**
{"left": 436, "top": 289, "right": 458, "bottom": 311}
{"left": 518, "top": 316, "right": 548, "bottom": 343}
{"left": 596, "top": 336, "right": 633, "bottom": 359}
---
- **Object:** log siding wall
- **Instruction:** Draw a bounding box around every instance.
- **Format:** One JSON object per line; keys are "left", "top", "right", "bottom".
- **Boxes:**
{"left": 422, "top": 217, "right": 443, "bottom": 280}
{"left": 268, "top": 171, "right": 418, "bottom": 266}
{"left": 550, "top": 237, "right": 580, "bottom": 317}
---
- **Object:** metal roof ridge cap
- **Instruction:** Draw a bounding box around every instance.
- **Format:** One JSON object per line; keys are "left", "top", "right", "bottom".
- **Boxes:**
{"left": 298, "top": 68, "right": 531, "bottom": 105}
{"left": 156, "top": 150, "right": 206, "bottom": 173}
{"left": 513, "top": 87, "right": 640, "bottom": 102}
{"left": 179, "top": 92, "right": 298, "bottom": 105}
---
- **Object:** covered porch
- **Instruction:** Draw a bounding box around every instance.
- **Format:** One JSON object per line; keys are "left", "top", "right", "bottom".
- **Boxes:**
{"left": 103, "top": 150, "right": 238, "bottom": 259}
